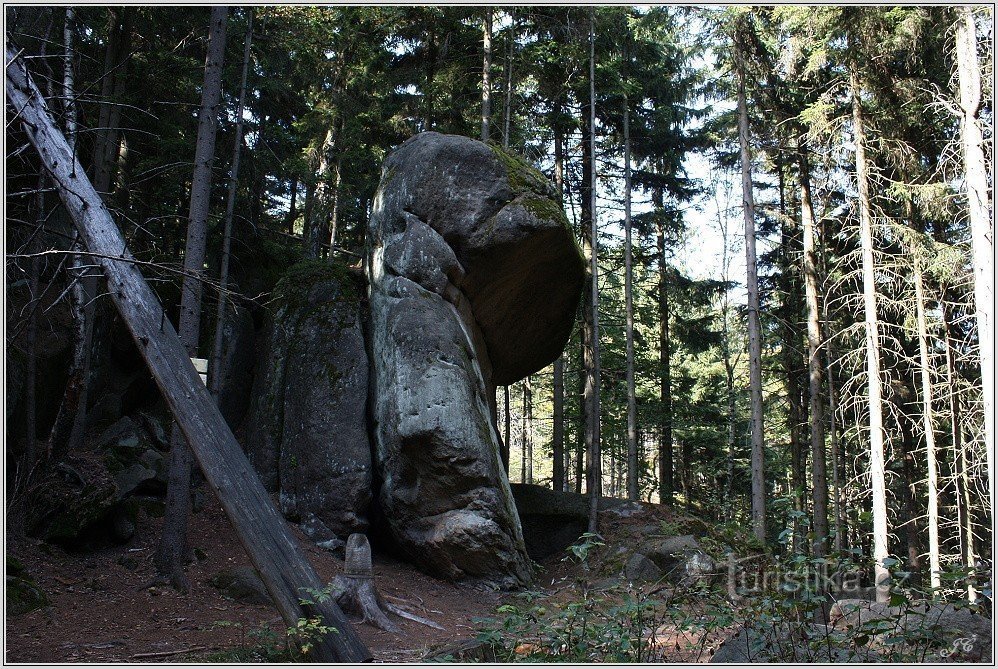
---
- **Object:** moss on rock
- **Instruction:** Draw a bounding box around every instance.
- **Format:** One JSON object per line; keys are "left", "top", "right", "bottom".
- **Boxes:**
{"left": 487, "top": 142, "right": 555, "bottom": 198}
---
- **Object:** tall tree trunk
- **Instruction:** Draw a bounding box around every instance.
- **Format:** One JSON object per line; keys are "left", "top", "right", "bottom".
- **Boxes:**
{"left": 93, "top": 8, "right": 131, "bottom": 197}
{"left": 210, "top": 10, "right": 253, "bottom": 401}
{"left": 800, "top": 146, "right": 829, "bottom": 556}
{"left": 481, "top": 7, "right": 492, "bottom": 142}
{"left": 655, "top": 186, "right": 673, "bottom": 506}
{"left": 503, "top": 385, "right": 511, "bottom": 472}
{"left": 552, "top": 129, "right": 566, "bottom": 492}
{"left": 955, "top": 6, "right": 993, "bottom": 496}
{"left": 5, "top": 49, "right": 372, "bottom": 659}
{"left": 308, "top": 124, "right": 336, "bottom": 259}
{"left": 913, "top": 255, "right": 940, "bottom": 590}
{"left": 501, "top": 10, "right": 514, "bottom": 150}
{"left": 328, "top": 154, "right": 342, "bottom": 256}
{"left": 63, "top": 8, "right": 76, "bottom": 144}
{"left": 526, "top": 376, "right": 533, "bottom": 484}
{"left": 736, "top": 42, "right": 766, "bottom": 543}
{"left": 820, "top": 216, "right": 845, "bottom": 550}
{"left": 623, "top": 93, "right": 638, "bottom": 502}
{"left": 778, "top": 158, "right": 806, "bottom": 554}
{"left": 284, "top": 178, "right": 298, "bottom": 235}
{"left": 586, "top": 8, "right": 601, "bottom": 534}
{"left": 48, "top": 4, "right": 96, "bottom": 460}
{"left": 157, "top": 6, "right": 228, "bottom": 591}
{"left": 943, "top": 301, "right": 977, "bottom": 602}
{"left": 852, "top": 65, "right": 890, "bottom": 603}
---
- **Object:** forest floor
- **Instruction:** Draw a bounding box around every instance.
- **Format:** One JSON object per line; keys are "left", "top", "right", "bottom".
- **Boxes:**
{"left": 5, "top": 491, "right": 732, "bottom": 663}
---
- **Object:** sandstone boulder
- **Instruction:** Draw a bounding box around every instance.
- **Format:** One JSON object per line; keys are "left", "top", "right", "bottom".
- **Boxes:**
{"left": 367, "top": 133, "right": 583, "bottom": 586}
{"left": 244, "top": 262, "right": 372, "bottom": 538}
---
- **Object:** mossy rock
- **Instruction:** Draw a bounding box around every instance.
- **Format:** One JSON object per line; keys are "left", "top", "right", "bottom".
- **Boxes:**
{"left": 6, "top": 574, "right": 49, "bottom": 616}
{"left": 273, "top": 259, "right": 362, "bottom": 309}
{"left": 487, "top": 142, "right": 556, "bottom": 199}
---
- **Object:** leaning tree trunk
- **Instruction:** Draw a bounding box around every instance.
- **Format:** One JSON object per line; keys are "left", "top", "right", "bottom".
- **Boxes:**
{"left": 736, "top": 43, "right": 765, "bottom": 543}
{"left": 5, "top": 38, "right": 371, "bottom": 663}
{"left": 955, "top": 6, "right": 993, "bottom": 498}
{"left": 210, "top": 11, "right": 253, "bottom": 401}
{"left": 157, "top": 6, "right": 228, "bottom": 590}
{"left": 852, "top": 66, "right": 891, "bottom": 604}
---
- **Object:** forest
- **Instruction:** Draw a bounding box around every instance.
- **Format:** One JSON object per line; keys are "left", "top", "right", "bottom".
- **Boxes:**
{"left": 4, "top": 4, "right": 994, "bottom": 664}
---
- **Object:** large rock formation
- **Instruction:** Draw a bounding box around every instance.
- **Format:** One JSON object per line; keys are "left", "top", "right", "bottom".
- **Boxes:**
{"left": 367, "top": 132, "right": 584, "bottom": 586}
{"left": 244, "top": 262, "right": 372, "bottom": 537}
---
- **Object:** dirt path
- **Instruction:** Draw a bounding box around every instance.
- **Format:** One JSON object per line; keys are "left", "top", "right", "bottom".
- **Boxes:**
{"left": 6, "top": 495, "right": 500, "bottom": 663}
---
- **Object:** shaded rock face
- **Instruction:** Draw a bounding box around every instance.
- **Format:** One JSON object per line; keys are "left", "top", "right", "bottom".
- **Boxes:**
{"left": 367, "top": 133, "right": 584, "bottom": 586}
{"left": 244, "top": 263, "right": 372, "bottom": 538}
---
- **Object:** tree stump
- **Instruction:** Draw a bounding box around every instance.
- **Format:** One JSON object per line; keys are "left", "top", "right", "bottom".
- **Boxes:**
{"left": 330, "top": 534, "right": 443, "bottom": 632}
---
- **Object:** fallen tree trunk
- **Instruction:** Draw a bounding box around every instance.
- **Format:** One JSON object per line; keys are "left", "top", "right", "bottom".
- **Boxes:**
{"left": 5, "top": 39, "right": 371, "bottom": 664}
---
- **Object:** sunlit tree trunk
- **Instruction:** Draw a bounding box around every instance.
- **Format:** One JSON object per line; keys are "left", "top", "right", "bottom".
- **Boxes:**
{"left": 736, "top": 41, "right": 765, "bottom": 543}
{"left": 481, "top": 7, "right": 492, "bottom": 141}
{"left": 943, "top": 302, "right": 977, "bottom": 602}
{"left": 955, "top": 6, "right": 993, "bottom": 496}
{"left": 852, "top": 66, "right": 890, "bottom": 603}
{"left": 913, "top": 255, "right": 940, "bottom": 590}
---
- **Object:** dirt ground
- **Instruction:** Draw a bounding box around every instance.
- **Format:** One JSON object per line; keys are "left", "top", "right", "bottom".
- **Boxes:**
{"left": 5, "top": 495, "right": 502, "bottom": 663}
{"left": 6, "top": 490, "right": 735, "bottom": 663}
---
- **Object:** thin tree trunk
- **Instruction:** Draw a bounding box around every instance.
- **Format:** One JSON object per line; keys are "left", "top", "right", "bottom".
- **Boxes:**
{"left": 955, "top": 6, "right": 993, "bottom": 496}
{"left": 63, "top": 8, "right": 76, "bottom": 145}
{"left": 913, "top": 255, "right": 940, "bottom": 590}
{"left": 526, "top": 376, "right": 533, "bottom": 484}
{"left": 943, "top": 301, "right": 976, "bottom": 602}
{"left": 328, "top": 153, "right": 342, "bottom": 256}
{"left": 852, "top": 66, "right": 890, "bottom": 604}
{"left": 656, "top": 187, "right": 673, "bottom": 506}
{"left": 501, "top": 11, "right": 514, "bottom": 150}
{"left": 586, "top": 8, "right": 601, "bottom": 534}
{"left": 736, "top": 41, "right": 766, "bottom": 543}
{"left": 308, "top": 125, "right": 335, "bottom": 259}
{"left": 623, "top": 92, "right": 638, "bottom": 502}
{"left": 284, "top": 178, "right": 298, "bottom": 235}
{"left": 157, "top": 7, "right": 228, "bottom": 590}
{"left": 481, "top": 7, "right": 492, "bottom": 142}
{"left": 23, "top": 178, "right": 44, "bottom": 472}
{"left": 503, "top": 385, "right": 511, "bottom": 473}
{"left": 800, "top": 146, "right": 828, "bottom": 556}
{"left": 552, "top": 129, "right": 566, "bottom": 493}
{"left": 93, "top": 8, "right": 130, "bottom": 197}
{"left": 210, "top": 10, "right": 252, "bottom": 401}
{"left": 821, "top": 216, "right": 845, "bottom": 551}
{"left": 48, "top": 4, "right": 96, "bottom": 460}
{"left": 5, "top": 47, "right": 372, "bottom": 659}
{"left": 778, "top": 159, "right": 806, "bottom": 554}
